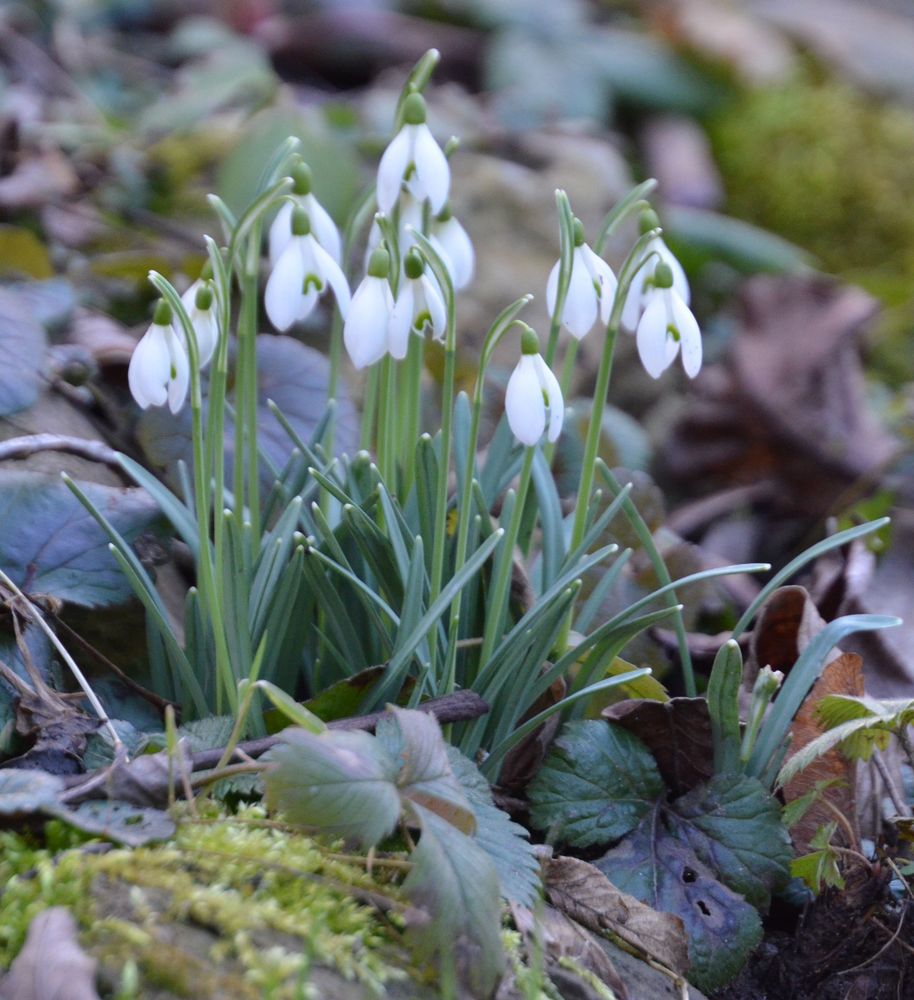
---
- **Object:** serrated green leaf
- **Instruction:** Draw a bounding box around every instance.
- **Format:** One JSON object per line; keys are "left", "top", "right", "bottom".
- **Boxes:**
{"left": 595, "top": 811, "right": 762, "bottom": 992}
{"left": 668, "top": 773, "right": 791, "bottom": 910}
{"left": 265, "top": 727, "right": 401, "bottom": 847}
{"left": 376, "top": 707, "right": 475, "bottom": 835}
{"left": 404, "top": 802, "right": 505, "bottom": 996}
{"left": 527, "top": 720, "right": 664, "bottom": 847}
{"left": 447, "top": 746, "right": 540, "bottom": 906}
{"left": 50, "top": 800, "right": 175, "bottom": 847}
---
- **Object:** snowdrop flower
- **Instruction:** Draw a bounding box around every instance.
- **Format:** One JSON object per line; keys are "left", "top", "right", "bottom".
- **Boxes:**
{"left": 621, "top": 210, "right": 689, "bottom": 332}
{"left": 180, "top": 278, "right": 219, "bottom": 368}
{"left": 635, "top": 262, "right": 702, "bottom": 379}
{"left": 546, "top": 219, "right": 617, "bottom": 340}
{"left": 344, "top": 246, "right": 398, "bottom": 370}
{"left": 430, "top": 203, "right": 474, "bottom": 290}
{"left": 128, "top": 300, "right": 189, "bottom": 414}
{"left": 269, "top": 162, "right": 341, "bottom": 267}
{"left": 389, "top": 249, "right": 446, "bottom": 359}
{"left": 265, "top": 207, "right": 351, "bottom": 332}
{"left": 377, "top": 92, "right": 450, "bottom": 215}
{"left": 363, "top": 194, "right": 424, "bottom": 272}
{"left": 505, "top": 325, "right": 564, "bottom": 447}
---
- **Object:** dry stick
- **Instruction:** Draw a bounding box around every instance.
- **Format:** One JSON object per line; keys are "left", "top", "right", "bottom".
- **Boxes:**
{"left": 61, "top": 689, "right": 489, "bottom": 804}
{"left": 836, "top": 907, "right": 907, "bottom": 976}
{"left": 0, "top": 434, "right": 121, "bottom": 469}
{"left": 0, "top": 571, "right": 123, "bottom": 754}
{"left": 872, "top": 748, "right": 911, "bottom": 817}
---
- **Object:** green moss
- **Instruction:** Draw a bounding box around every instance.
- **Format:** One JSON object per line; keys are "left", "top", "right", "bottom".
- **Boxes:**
{"left": 708, "top": 75, "right": 914, "bottom": 386}
{"left": 709, "top": 77, "right": 914, "bottom": 276}
{"left": 0, "top": 808, "right": 411, "bottom": 999}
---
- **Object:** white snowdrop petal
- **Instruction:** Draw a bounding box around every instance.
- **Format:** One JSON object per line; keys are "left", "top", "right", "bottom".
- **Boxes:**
{"left": 657, "top": 239, "right": 690, "bottom": 306}
{"left": 582, "top": 245, "right": 618, "bottom": 325}
{"left": 672, "top": 292, "right": 702, "bottom": 378}
{"left": 621, "top": 264, "right": 647, "bottom": 332}
{"left": 264, "top": 240, "right": 306, "bottom": 332}
{"left": 636, "top": 297, "right": 673, "bottom": 379}
{"left": 128, "top": 326, "right": 170, "bottom": 409}
{"left": 268, "top": 201, "right": 295, "bottom": 267}
{"left": 303, "top": 194, "right": 342, "bottom": 264}
{"left": 388, "top": 284, "right": 414, "bottom": 360}
{"left": 165, "top": 327, "right": 190, "bottom": 414}
{"left": 312, "top": 239, "right": 351, "bottom": 318}
{"left": 412, "top": 124, "right": 450, "bottom": 213}
{"left": 505, "top": 356, "right": 546, "bottom": 447}
{"left": 545, "top": 259, "right": 561, "bottom": 320}
{"left": 420, "top": 274, "right": 447, "bottom": 340}
{"left": 344, "top": 278, "right": 392, "bottom": 369}
{"left": 436, "top": 217, "right": 474, "bottom": 288}
{"left": 562, "top": 248, "right": 599, "bottom": 340}
{"left": 192, "top": 309, "right": 219, "bottom": 368}
{"left": 376, "top": 126, "right": 413, "bottom": 214}
{"left": 534, "top": 355, "right": 564, "bottom": 443}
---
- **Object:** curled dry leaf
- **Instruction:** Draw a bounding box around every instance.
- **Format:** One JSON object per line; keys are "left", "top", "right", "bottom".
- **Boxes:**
{"left": 545, "top": 855, "right": 690, "bottom": 978}
{"left": 602, "top": 697, "right": 713, "bottom": 796}
{"left": 0, "top": 907, "right": 99, "bottom": 1000}
{"left": 510, "top": 900, "right": 629, "bottom": 1000}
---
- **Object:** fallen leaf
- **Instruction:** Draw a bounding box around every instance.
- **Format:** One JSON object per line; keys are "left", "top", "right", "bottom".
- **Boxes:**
{"left": 545, "top": 855, "right": 689, "bottom": 977}
{"left": 602, "top": 697, "right": 713, "bottom": 796}
{"left": 0, "top": 907, "right": 99, "bottom": 1000}
{"left": 782, "top": 652, "right": 864, "bottom": 853}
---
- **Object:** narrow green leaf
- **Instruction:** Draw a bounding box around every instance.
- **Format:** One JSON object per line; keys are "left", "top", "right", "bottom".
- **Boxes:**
{"left": 707, "top": 640, "right": 743, "bottom": 774}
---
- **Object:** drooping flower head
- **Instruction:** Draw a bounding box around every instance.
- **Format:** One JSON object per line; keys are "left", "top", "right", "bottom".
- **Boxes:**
{"left": 265, "top": 206, "right": 351, "bottom": 332}
{"left": 389, "top": 248, "right": 447, "bottom": 360}
{"left": 269, "top": 161, "right": 342, "bottom": 267}
{"left": 505, "top": 324, "right": 564, "bottom": 447}
{"left": 344, "top": 245, "right": 398, "bottom": 370}
{"left": 430, "top": 202, "right": 474, "bottom": 291}
{"left": 377, "top": 91, "right": 450, "bottom": 216}
{"left": 180, "top": 271, "right": 219, "bottom": 369}
{"left": 128, "top": 299, "right": 189, "bottom": 414}
{"left": 546, "top": 218, "right": 617, "bottom": 340}
{"left": 621, "top": 208, "right": 689, "bottom": 332}
{"left": 635, "top": 261, "right": 702, "bottom": 379}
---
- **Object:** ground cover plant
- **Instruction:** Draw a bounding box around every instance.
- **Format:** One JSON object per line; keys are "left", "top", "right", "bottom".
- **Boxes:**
{"left": 1, "top": 4, "right": 914, "bottom": 998}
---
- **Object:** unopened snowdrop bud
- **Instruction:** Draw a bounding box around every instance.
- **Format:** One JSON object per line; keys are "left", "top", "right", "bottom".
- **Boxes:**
{"left": 344, "top": 246, "right": 397, "bottom": 370}
{"left": 431, "top": 203, "right": 474, "bottom": 290}
{"left": 546, "top": 217, "right": 617, "bottom": 340}
{"left": 265, "top": 206, "right": 351, "bottom": 332}
{"left": 269, "top": 161, "right": 342, "bottom": 266}
{"left": 128, "top": 300, "right": 189, "bottom": 414}
{"left": 635, "top": 262, "right": 702, "bottom": 379}
{"left": 180, "top": 277, "right": 219, "bottom": 368}
{"left": 505, "top": 325, "right": 564, "bottom": 447}
{"left": 389, "top": 249, "right": 447, "bottom": 359}
{"left": 377, "top": 91, "right": 450, "bottom": 215}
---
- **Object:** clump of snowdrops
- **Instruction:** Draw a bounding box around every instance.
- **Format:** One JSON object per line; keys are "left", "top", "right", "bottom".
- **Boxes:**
{"left": 77, "top": 49, "right": 754, "bottom": 765}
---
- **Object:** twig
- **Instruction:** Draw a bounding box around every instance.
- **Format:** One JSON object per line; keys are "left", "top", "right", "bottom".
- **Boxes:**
{"left": 872, "top": 748, "right": 911, "bottom": 818}
{"left": 836, "top": 906, "right": 907, "bottom": 975}
{"left": 0, "top": 434, "right": 121, "bottom": 469}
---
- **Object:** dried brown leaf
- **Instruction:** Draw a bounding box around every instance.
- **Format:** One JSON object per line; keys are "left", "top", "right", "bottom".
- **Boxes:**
{"left": 0, "top": 907, "right": 98, "bottom": 1000}
{"left": 545, "top": 855, "right": 690, "bottom": 977}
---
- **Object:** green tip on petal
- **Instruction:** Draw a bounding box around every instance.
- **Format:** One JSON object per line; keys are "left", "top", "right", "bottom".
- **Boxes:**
{"left": 291, "top": 206, "right": 311, "bottom": 237}
{"left": 639, "top": 208, "right": 661, "bottom": 235}
{"left": 402, "top": 92, "right": 427, "bottom": 126}
{"left": 195, "top": 281, "right": 214, "bottom": 311}
{"left": 436, "top": 202, "right": 453, "bottom": 223}
{"left": 653, "top": 261, "right": 674, "bottom": 289}
{"left": 519, "top": 323, "right": 540, "bottom": 356}
{"left": 291, "top": 162, "right": 313, "bottom": 196}
{"left": 367, "top": 246, "right": 391, "bottom": 278}
{"left": 572, "top": 218, "right": 585, "bottom": 247}
{"left": 152, "top": 299, "right": 173, "bottom": 325}
{"left": 404, "top": 249, "right": 425, "bottom": 280}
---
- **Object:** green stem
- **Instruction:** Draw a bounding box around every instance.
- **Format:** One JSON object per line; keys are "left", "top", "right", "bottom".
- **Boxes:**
{"left": 544, "top": 190, "right": 575, "bottom": 368}
{"left": 361, "top": 366, "right": 380, "bottom": 451}
{"left": 240, "top": 234, "right": 261, "bottom": 538}
{"left": 478, "top": 447, "right": 536, "bottom": 667}
{"left": 597, "top": 464, "right": 695, "bottom": 696}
